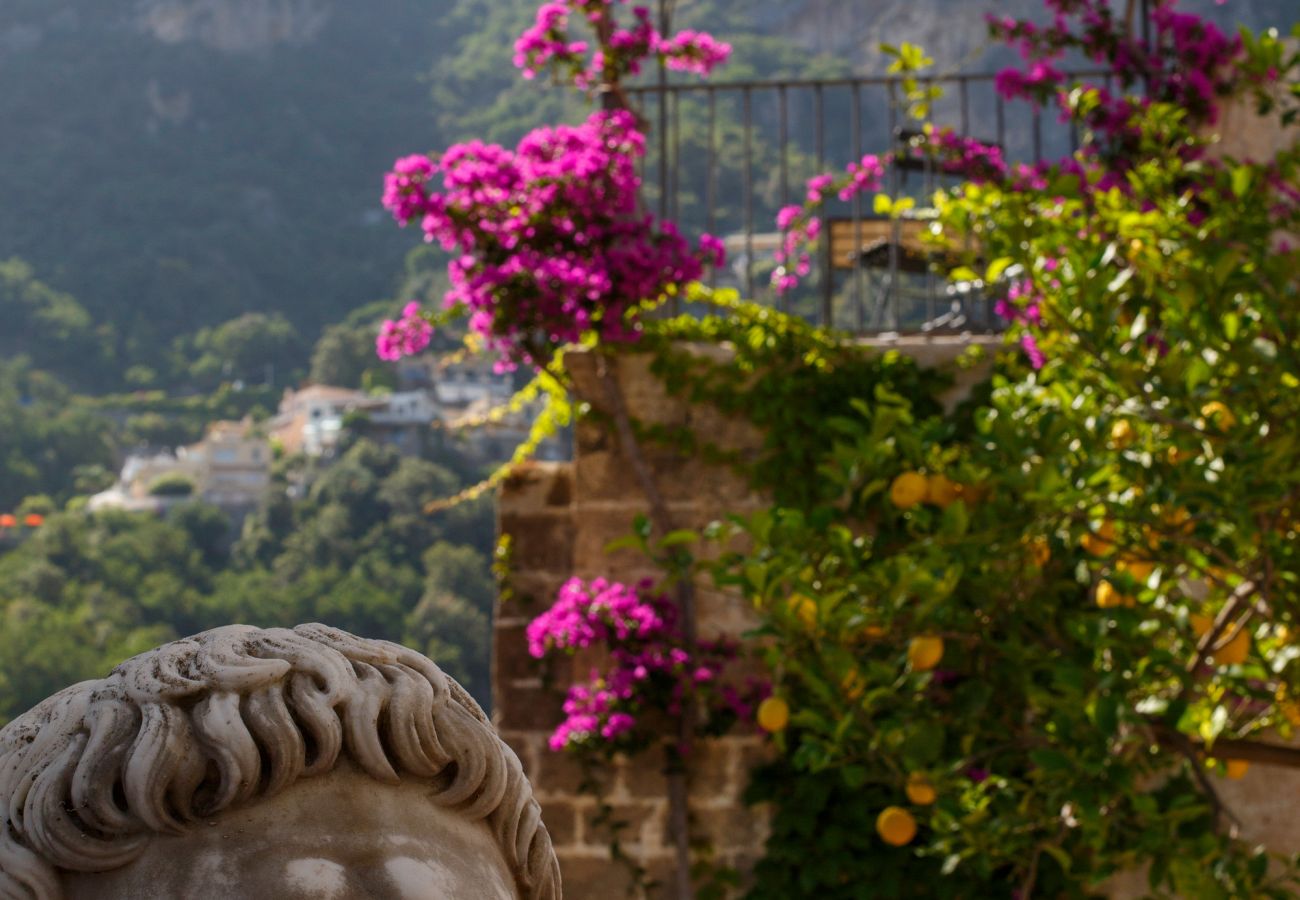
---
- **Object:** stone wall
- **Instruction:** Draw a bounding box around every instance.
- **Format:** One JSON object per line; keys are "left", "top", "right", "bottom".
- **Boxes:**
{"left": 493, "top": 339, "right": 996, "bottom": 898}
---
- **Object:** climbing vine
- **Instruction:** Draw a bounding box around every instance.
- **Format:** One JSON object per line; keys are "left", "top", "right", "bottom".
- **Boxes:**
{"left": 375, "top": 0, "right": 1300, "bottom": 897}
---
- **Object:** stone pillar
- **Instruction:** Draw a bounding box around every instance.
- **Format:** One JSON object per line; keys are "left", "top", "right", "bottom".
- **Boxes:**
{"left": 494, "top": 338, "right": 997, "bottom": 897}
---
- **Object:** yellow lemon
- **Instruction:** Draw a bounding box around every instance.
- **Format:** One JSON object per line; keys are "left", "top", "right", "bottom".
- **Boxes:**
{"left": 890, "top": 472, "right": 929, "bottom": 509}
{"left": 1200, "top": 401, "right": 1237, "bottom": 432}
{"left": 1283, "top": 701, "right": 1300, "bottom": 728}
{"left": 787, "top": 594, "right": 818, "bottom": 629}
{"left": 876, "top": 806, "right": 918, "bottom": 847}
{"left": 1190, "top": 614, "right": 1251, "bottom": 666}
{"left": 1224, "top": 759, "right": 1250, "bottom": 780}
{"left": 1190, "top": 613, "right": 1213, "bottom": 637}
{"left": 1143, "top": 524, "right": 1161, "bottom": 551}
{"left": 908, "top": 636, "right": 945, "bottom": 671}
{"left": 1214, "top": 628, "right": 1251, "bottom": 665}
{"left": 757, "top": 696, "right": 790, "bottom": 733}
{"left": 1276, "top": 687, "right": 1300, "bottom": 727}
{"left": 1117, "top": 556, "right": 1155, "bottom": 583}
{"left": 1162, "top": 506, "right": 1194, "bottom": 536}
{"left": 905, "top": 773, "right": 937, "bottom": 806}
{"left": 925, "top": 474, "right": 961, "bottom": 509}
{"left": 841, "top": 669, "right": 865, "bottom": 701}
{"left": 1109, "top": 419, "right": 1136, "bottom": 449}
{"left": 1026, "top": 536, "right": 1051, "bottom": 568}
{"left": 1095, "top": 580, "right": 1133, "bottom": 609}
{"left": 1081, "top": 519, "right": 1116, "bottom": 557}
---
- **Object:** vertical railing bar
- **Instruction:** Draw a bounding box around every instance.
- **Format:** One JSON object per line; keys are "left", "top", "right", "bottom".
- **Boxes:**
{"left": 852, "top": 81, "right": 865, "bottom": 334}
{"left": 996, "top": 93, "right": 1006, "bottom": 153}
{"left": 706, "top": 88, "right": 718, "bottom": 290}
{"left": 816, "top": 84, "right": 831, "bottom": 329}
{"left": 670, "top": 90, "right": 681, "bottom": 225}
{"left": 960, "top": 76, "right": 970, "bottom": 136}
{"left": 1033, "top": 106, "right": 1043, "bottom": 164}
{"left": 924, "top": 76, "right": 936, "bottom": 329}
{"left": 779, "top": 84, "right": 790, "bottom": 314}
{"left": 658, "top": 75, "right": 669, "bottom": 222}
{"left": 886, "top": 82, "right": 901, "bottom": 332}
{"left": 743, "top": 86, "right": 755, "bottom": 301}
{"left": 779, "top": 85, "right": 790, "bottom": 208}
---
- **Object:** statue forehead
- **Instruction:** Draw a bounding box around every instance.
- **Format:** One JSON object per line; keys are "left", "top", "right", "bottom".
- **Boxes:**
{"left": 61, "top": 762, "right": 519, "bottom": 900}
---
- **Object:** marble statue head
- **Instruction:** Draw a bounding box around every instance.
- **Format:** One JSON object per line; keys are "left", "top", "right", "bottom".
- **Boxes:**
{"left": 0, "top": 624, "right": 560, "bottom": 899}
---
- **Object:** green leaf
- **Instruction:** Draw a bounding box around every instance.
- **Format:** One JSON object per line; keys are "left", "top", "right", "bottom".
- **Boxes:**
{"left": 900, "top": 721, "right": 946, "bottom": 766}
{"left": 1042, "top": 845, "right": 1073, "bottom": 874}
{"left": 603, "top": 534, "right": 645, "bottom": 555}
{"left": 985, "top": 257, "right": 1015, "bottom": 283}
{"left": 1029, "top": 749, "right": 1072, "bottom": 772}
{"left": 657, "top": 529, "right": 700, "bottom": 549}
{"left": 939, "top": 500, "right": 969, "bottom": 537}
{"left": 1231, "top": 165, "right": 1254, "bottom": 198}
{"left": 1093, "top": 693, "right": 1119, "bottom": 736}
{"left": 1107, "top": 268, "right": 1134, "bottom": 294}
{"left": 840, "top": 765, "right": 868, "bottom": 788}
{"left": 1199, "top": 704, "right": 1230, "bottom": 745}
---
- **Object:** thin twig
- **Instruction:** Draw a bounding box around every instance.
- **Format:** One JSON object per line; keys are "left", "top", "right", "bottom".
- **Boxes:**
{"left": 1185, "top": 580, "right": 1256, "bottom": 676}
{"left": 1154, "top": 725, "right": 1240, "bottom": 833}
{"left": 1020, "top": 843, "right": 1043, "bottom": 899}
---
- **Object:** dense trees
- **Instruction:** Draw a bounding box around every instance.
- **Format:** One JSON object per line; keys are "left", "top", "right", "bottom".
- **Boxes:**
{"left": 0, "top": 359, "right": 118, "bottom": 509}
{"left": 0, "top": 439, "right": 497, "bottom": 725}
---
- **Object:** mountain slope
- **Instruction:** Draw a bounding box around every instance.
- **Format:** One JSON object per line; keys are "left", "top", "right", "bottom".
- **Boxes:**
{"left": 0, "top": 0, "right": 1292, "bottom": 380}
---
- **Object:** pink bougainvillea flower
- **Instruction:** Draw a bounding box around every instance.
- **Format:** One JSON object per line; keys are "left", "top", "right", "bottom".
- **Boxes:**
{"left": 375, "top": 301, "right": 433, "bottom": 362}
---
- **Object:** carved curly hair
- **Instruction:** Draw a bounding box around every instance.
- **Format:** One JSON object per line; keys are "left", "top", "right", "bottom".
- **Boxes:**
{"left": 0, "top": 624, "right": 560, "bottom": 900}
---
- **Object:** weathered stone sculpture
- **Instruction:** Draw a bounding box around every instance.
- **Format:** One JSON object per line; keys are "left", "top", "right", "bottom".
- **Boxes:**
{"left": 0, "top": 624, "right": 560, "bottom": 899}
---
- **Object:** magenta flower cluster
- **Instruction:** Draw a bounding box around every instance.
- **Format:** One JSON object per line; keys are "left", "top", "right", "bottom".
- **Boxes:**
{"left": 527, "top": 577, "right": 758, "bottom": 753}
{"left": 381, "top": 110, "right": 722, "bottom": 368}
{"left": 771, "top": 0, "right": 1268, "bottom": 370}
{"left": 772, "top": 155, "right": 886, "bottom": 294}
{"left": 996, "top": 278, "right": 1049, "bottom": 370}
{"left": 987, "top": 0, "right": 1242, "bottom": 147}
{"left": 514, "top": 0, "right": 731, "bottom": 91}
{"left": 376, "top": 301, "right": 433, "bottom": 361}
{"left": 907, "top": 127, "right": 1009, "bottom": 183}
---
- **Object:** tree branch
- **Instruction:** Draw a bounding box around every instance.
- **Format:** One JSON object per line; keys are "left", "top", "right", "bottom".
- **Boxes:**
{"left": 593, "top": 352, "right": 698, "bottom": 900}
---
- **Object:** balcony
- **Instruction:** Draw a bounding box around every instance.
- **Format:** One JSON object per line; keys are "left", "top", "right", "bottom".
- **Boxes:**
{"left": 624, "top": 71, "right": 1107, "bottom": 334}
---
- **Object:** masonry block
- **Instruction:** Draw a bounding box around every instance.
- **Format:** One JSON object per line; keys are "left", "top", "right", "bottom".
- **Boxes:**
{"left": 582, "top": 800, "right": 665, "bottom": 855}
{"left": 492, "top": 621, "right": 540, "bottom": 685}
{"left": 688, "top": 739, "right": 737, "bottom": 799}
{"left": 533, "top": 744, "right": 605, "bottom": 797}
{"left": 499, "top": 510, "right": 574, "bottom": 574}
{"left": 617, "top": 752, "right": 671, "bottom": 800}
{"left": 501, "top": 461, "right": 574, "bottom": 510}
{"left": 540, "top": 797, "right": 581, "bottom": 850}
{"left": 691, "top": 804, "right": 771, "bottom": 855}
{"left": 494, "top": 682, "right": 566, "bottom": 732}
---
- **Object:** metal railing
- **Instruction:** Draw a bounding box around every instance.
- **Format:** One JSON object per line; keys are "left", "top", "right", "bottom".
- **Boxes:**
{"left": 623, "top": 71, "right": 1106, "bottom": 333}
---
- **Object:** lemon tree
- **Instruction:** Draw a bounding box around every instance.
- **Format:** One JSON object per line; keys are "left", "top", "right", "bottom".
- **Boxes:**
{"left": 710, "top": 11, "right": 1300, "bottom": 898}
